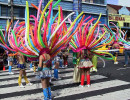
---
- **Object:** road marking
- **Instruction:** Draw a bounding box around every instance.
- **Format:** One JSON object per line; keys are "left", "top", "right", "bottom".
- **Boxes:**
{"left": 117, "top": 67, "right": 130, "bottom": 70}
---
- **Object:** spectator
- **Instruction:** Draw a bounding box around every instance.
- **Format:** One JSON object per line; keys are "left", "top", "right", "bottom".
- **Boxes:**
{"left": 124, "top": 38, "right": 130, "bottom": 67}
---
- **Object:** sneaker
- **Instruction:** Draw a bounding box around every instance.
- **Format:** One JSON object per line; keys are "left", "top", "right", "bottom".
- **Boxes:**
{"left": 65, "top": 65, "right": 68, "bottom": 68}
{"left": 79, "top": 85, "right": 84, "bottom": 87}
{"left": 26, "top": 83, "right": 33, "bottom": 86}
{"left": 19, "top": 84, "right": 25, "bottom": 88}
{"left": 90, "top": 68, "right": 97, "bottom": 72}
{"left": 87, "top": 84, "right": 90, "bottom": 87}
{"left": 124, "top": 64, "right": 127, "bottom": 67}
{"left": 93, "top": 68, "right": 97, "bottom": 72}
{"left": 114, "top": 61, "right": 118, "bottom": 64}
{"left": 90, "top": 68, "right": 93, "bottom": 72}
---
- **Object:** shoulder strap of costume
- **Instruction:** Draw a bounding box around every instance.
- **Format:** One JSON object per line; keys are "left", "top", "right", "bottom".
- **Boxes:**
{"left": 42, "top": 54, "right": 46, "bottom": 60}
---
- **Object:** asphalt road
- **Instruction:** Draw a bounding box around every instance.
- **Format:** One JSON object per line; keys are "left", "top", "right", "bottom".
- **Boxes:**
{"left": 0, "top": 55, "right": 130, "bottom": 100}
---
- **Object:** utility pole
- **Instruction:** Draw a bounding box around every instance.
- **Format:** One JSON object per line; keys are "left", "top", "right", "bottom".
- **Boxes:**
{"left": 10, "top": 0, "right": 14, "bottom": 28}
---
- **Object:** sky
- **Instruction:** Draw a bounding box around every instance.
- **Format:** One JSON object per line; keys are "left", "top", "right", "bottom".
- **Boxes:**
{"left": 118, "top": 0, "right": 130, "bottom": 7}
{"left": 107, "top": 0, "right": 130, "bottom": 7}
{"left": 107, "top": 0, "right": 118, "bottom": 5}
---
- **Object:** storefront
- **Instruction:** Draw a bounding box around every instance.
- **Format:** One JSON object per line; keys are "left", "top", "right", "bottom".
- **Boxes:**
{"left": 108, "top": 14, "right": 130, "bottom": 37}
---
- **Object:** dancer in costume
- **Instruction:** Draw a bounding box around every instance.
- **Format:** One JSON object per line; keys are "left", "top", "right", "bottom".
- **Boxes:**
{"left": 73, "top": 52, "right": 81, "bottom": 83}
{"left": 17, "top": 52, "right": 32, "bottom": 88}
{"left": 63, "top": 48, "right": 69, "bottom": 68}
{"left": 37, "top": 50, "right": 52, "bottom": 100}
{"left": 7, "top": 51, "right": 14, "bottom": 74}
{"left": 53, "top": 53, "right": 61, "bottom": 80}
{"left": 78, "top": 49, "right": 93, "bottom": 87}
{"left": 112, "top": 41, "right": 120, "bottom": 64}
{"left": 124, "top": 38, "right": 130, "bottom": 67}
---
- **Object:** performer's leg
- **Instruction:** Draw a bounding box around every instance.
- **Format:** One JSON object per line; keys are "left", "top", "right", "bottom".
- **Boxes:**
{"left": 33, "top": 63, "right": 36, "bottom": 73}
{"left": 9, "top": 65, "right": 12, "bottom": 73}
{"left": 114, "top": 53, "right": 118, "bottom": 64}
{"left": 124, "top": 51, "right": 128, "bottom": 66}
{"left": 80, "top": 68, "right": 85, "bottom": 87}
{"left": 64, "top": 59, "right": 68, "bottom": 67}
{"left": 23, "top": 70, "right": 30, "bottom": 84}
{"left": 54, "top": 62, "right": 59, "bottom": 80}
{"left": 18, "top": 70, "right": 23, "bottom": 87}
{"left": 30, "top": 62, "right": 33, "bottom": 70}
{"left": 9, "top": 61, "right": 14, "bottom": 74}
{"left": 47, "top": 78, "right": 52, "bottom": 99}
{"left": 86, "top": 68, "right": 90, "bottom": 87}
{"left": 59, "top": 59, "right": 63, "bottom": 68}
{"left": 41, "top": 78, "right": 50, "bottom": 100}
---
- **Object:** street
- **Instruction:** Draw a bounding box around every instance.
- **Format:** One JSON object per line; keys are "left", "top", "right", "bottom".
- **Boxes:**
{"left": 0, "top": 56, "right": 130, "bottom": 100}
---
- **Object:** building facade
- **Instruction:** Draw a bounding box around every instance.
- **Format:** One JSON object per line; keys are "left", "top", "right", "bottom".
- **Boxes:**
{"left": 0, "top": 0, "right": 107, "bottom": 29}
{"left": 107, "top": 0, "right": 130, "bottom": 7}
{"left": 107, "top": 4, "right": 130, "bottom": 37}
{"left": 0, "top": 0, "right": 38, "bottom": 29}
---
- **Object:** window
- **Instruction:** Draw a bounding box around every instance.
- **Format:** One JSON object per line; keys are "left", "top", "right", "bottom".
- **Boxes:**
{"left": 29, "top": 8, "right": 37, "bottom": 16}
{"left": 124, "top": 23, "right": 130, "bottom": 27}
{"left": 93, "top": 0, "right": 104, "bottom": 4}
{"left": 14, "top": 7, "right": 19, "bottom": 17}
{"left": 13, "top": 6, "right": 25, "bottom": 18}
{"left": 13, "top": 6, "right": 36, "bottom": 18}
{"left": 63, "top": 11, "right": 72, "bottom": 20}
{"left": 19, "top": 7, "right": 25, "bottom": 18}
{"left": 53, "top": 10, "right": 58, "bottom": 16}
{"left": 1, "top": 5, "right": 11, "bottom": 16}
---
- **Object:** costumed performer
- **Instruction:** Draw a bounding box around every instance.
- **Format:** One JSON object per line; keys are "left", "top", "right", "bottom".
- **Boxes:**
{"left": 112, "top": 41, "right": 120, "bottom": 64}
{"left": 17, "top": 52, "right": 33, "bottom": 88}
{"left": 62, "top": 48, "right": 69, "bottom": 68}
{"left": 7, "top": 51, "right": 14, "bottom": 74}
{"left": 124, "top": 38, "right": 130, "bottom": 67}
{"left": 78, "top": 49, "right": 93, "bottom": 87}
{"left": 53, "top": 53, "right": 62, "bottom": 80}
{"left": 37, "top": 49, "right": 52, "bottom": 100}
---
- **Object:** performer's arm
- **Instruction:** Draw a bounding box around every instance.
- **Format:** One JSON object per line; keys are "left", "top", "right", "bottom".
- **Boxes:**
{"left": 37, "top": 55, "right": 43, "bottom": 71}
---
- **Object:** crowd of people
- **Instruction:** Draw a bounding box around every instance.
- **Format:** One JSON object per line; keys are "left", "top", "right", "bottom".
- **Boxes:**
{"left": 0, "top": 43, "right": 130, "bottom": 100}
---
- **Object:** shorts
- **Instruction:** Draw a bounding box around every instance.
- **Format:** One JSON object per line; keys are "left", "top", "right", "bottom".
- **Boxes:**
{"left": 17, "top": 64, "right": 26, "bottom": 70}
